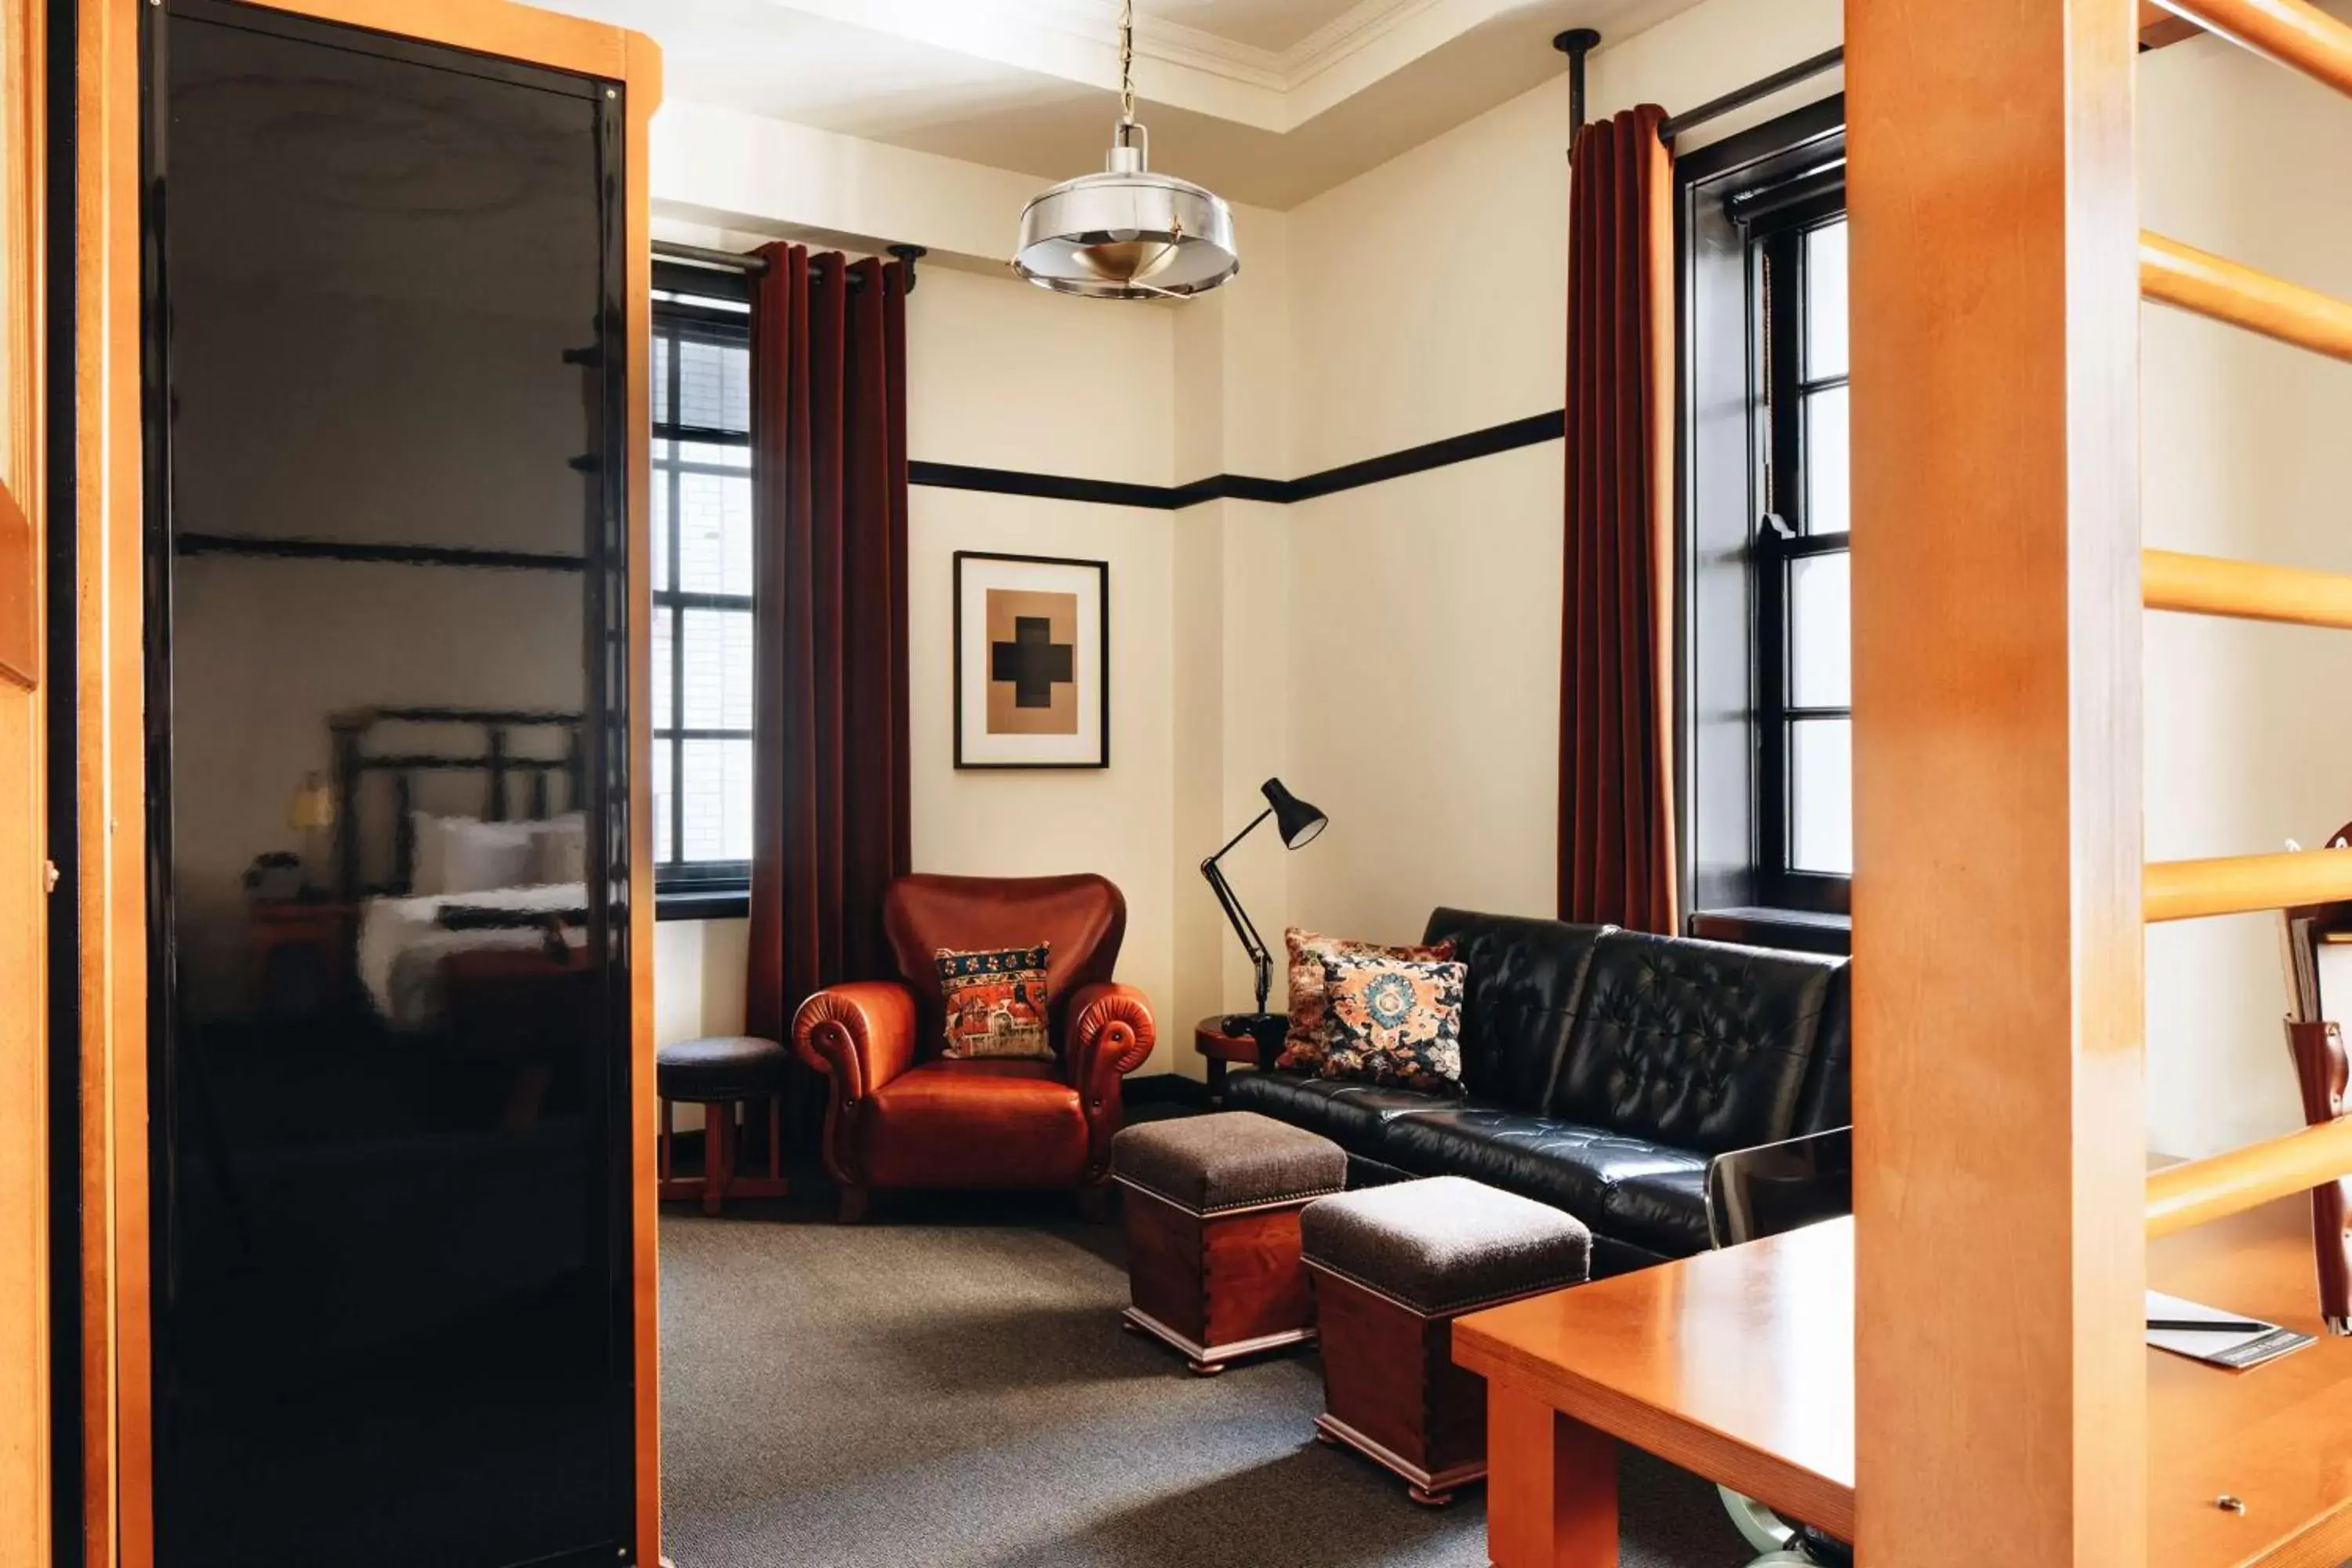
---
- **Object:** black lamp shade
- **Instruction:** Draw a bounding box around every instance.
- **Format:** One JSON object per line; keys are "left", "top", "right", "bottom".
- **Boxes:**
{"left": 1261, "top": 777, "right": 1327, "bottom": 850}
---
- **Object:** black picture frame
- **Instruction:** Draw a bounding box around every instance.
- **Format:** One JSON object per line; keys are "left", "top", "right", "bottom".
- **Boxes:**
{"left": 953, "top": 550, "right": 1111, "bottom": 769}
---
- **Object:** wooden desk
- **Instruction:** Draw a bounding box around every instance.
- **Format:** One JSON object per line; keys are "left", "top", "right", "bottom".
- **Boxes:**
{"left": 1454, "top": 1199, "right": 2352, "bottom": 1567}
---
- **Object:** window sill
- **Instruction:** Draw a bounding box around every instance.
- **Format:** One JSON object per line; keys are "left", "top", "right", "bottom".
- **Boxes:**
{"left": 1689, "top": 906, "right": 1851, "bottom": 956}
{"left": 655, "top": 887, "right": 750, "bottom": 922}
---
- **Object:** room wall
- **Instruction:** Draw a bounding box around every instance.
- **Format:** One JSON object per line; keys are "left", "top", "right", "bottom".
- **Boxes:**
{"left": 1279, "top": 0, "right": 1842, "bottom": 953}
{"left": 649, "top": 245, "right": 1203, "bottom": 1076}
{"left": 2138, "top": 34, "right": 2352, "bottom": 1156}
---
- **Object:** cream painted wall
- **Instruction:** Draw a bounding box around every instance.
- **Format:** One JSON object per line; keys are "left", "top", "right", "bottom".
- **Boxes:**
{"left": 2139, "top": 34, "right": 2352, "bottom": 1157}
{"left": 1280, "top": 0, "right": 1841, "bottom": 954}
{"left": 654, "top": 245, "right": 1202, "bottom": 1077}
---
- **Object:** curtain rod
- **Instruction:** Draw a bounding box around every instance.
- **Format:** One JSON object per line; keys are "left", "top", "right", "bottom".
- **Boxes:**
{"left": 1660, "top": 46, "right": 1842, "bottom": 140}
{"left": 652, "top": 239, "right": 930, "bottom": 292}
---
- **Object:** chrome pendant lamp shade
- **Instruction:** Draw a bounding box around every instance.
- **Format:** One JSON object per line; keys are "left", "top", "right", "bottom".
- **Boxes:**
{"left": 1014, "top": 2, "right": 1239, "bottom": 299}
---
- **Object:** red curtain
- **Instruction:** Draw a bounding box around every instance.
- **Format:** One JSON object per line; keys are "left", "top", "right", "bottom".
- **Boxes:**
{"left": 1559, "top": 105, "right": 1679, "bottom": 934}
{"left": 745, "top": 245, "right": 913, "bottom": 1054}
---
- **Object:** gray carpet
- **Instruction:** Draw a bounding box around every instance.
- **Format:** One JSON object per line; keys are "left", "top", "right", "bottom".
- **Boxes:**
{"left": 660, "top": 1189, "right": 1759, "bottom": 1568}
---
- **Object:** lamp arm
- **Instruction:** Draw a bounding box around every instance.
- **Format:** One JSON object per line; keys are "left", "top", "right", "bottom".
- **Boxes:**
{"left": 1201, "top": 807, "right": 1276, "bottom": 1014}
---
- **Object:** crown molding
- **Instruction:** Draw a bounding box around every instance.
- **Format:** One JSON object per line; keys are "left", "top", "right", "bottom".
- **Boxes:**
{"left": 1012, "top": 0, "right": 1454, "bottom": 95}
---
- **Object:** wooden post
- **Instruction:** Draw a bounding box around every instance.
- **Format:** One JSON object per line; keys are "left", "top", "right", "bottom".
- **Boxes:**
{"left": 1847, "top": 1, "right": 2146, "bottom": 1564}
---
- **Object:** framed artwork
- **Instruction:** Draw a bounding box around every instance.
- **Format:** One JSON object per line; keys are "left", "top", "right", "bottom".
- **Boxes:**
{"left": 953, "top": 550, "right": 1109, "bottom": 768}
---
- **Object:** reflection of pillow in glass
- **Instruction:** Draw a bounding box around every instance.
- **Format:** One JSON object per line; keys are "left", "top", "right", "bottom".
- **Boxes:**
{"left": 410, "top": 814, "right": 471, "bottom": 897}
{"left": 532, "top": 814, "right": 589, "bottom": 885}
{"left": 432, "top": 816, "right": 539, "bottom": 895}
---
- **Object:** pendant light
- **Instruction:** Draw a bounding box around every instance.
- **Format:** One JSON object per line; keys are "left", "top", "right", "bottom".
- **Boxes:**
{"left": 1014, "top": 0, "right": 1239, "bottom": 299}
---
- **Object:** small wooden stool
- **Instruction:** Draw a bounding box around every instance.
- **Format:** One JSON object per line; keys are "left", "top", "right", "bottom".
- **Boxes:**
{"left": 1109, "top": 1111, "right": 1346, "bottom": 1374}
{"left": 656, "top": 1035, "right": 791, "bottom": 1214}
{"left": 1301, "top": 1175, "right": 1590, "bottom": 1504}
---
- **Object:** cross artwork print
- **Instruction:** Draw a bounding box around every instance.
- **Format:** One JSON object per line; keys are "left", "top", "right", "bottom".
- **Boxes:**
{"left": 955, "top": 550, "right": 1109, "bottom": 768}
{"left": 986, "top": 590, "right": 1080, "bottom": 735}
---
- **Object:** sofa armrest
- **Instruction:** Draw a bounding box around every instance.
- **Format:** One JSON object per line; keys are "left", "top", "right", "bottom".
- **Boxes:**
{"left": 793, "top": 980, "right": 921, "bottom": 1103}
{"left": 1065, "top": 982, "right": 1156, "bottom": 1180}
{"left": 1703, "top": 1125, "right": 1853, "bottom": 1249}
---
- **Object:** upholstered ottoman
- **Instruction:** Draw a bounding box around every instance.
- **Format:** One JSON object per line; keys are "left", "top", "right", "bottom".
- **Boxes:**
{"left": 1109, "top": 1112, "right": 1347, "bottom": 1374}
{"left": 1301, "top": 1175, "right": 1591, "bottom": 1504}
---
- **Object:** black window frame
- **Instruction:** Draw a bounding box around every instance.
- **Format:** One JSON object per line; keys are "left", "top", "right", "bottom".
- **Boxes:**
{"left": 1748, "top": 190, "right": 1850, "bottom": 914}
{"left": 652, "top": 260, "right": 757, "bottom": 916}
{"left": 1675, "top": 96, "right": 1853, "bottom": 938}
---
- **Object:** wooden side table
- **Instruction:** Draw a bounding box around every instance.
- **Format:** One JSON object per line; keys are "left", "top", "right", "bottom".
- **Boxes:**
{"left": 1194, "top": 1013, "right": 1284, "bottom": 1105}
{"left": 248, "top": 898, "right": 356, "bottom": 1015}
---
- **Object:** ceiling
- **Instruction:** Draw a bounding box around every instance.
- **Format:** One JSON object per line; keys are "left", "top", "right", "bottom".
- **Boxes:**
{"left": 541, "top": 0, "right": 1707, "bottom": 209}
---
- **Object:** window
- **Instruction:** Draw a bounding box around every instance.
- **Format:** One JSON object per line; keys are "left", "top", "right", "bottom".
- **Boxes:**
{"left": 652, "top": 263, "right": 756, "bottom": 901}
{"left": 1679, "top": 99, "right": 1850, "bottom": 928}
{"left": 1751, "top": 207, "right": 1852, "bottom": 907}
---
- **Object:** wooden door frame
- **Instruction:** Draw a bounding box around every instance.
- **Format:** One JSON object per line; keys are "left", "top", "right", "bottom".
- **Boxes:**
{"left": 72, "top": 4, "right": 662, "bottom": 1564}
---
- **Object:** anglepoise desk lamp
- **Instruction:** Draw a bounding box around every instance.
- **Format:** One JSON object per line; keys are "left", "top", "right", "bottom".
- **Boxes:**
{"left": 1200, "top": 778, "right": 1327, "bottom": 1057}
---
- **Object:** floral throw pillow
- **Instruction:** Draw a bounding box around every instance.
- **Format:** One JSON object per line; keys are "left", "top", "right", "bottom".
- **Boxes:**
{"left": 935, "top": 942, "right": 1054, "bottom": 1060}
{"left": 1276, "top": 928, "right": 1457, "bottom": 1073}
{"left": 1316, "top": 952, "right": 1467, "bottom": 1094}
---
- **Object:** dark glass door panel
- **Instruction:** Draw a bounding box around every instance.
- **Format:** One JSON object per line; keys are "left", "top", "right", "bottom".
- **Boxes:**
{"left": 148, "top": 5, "right": 630, "bottom": 1564}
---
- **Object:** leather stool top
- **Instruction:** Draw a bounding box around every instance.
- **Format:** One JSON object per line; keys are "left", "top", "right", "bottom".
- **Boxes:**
{"left": 1301, "top": 1175, "right": 1590, "bottom": 1314}
{"left": 657, "top": 1035, "right": 789, "bottom": 1102}
{"left": 1110, "top": 1110, "right": 1345, "bottom": 1214}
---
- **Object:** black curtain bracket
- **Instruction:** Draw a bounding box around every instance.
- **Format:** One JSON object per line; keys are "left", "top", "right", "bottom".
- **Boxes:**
{"left": 1555, "top": 27, "right": 1602, "bottom": 150}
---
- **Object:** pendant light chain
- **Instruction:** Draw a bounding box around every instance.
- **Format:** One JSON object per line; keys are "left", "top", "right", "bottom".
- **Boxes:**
{"left": 1118, "top": 0, "right": 1137, "bottom": 127}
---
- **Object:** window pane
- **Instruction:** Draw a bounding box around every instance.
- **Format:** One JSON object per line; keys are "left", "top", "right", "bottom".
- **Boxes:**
{"left": 677, "top": 439, "right": 750, "bottom": 470}
{"left": 652, "top": 607, "right": 673, "bottom": 732}
{"left": 652, "top": 472, "right": 670, "bottom": 592}
{"left": 1790, "top": 717, "right": 1853, "bottom": 875}
{"left": 681, "top": 738, "right": 754, "bottom": 862}
{"left": 677, "top": 338, "right": 750, "bottom": 432}
{"left": 677, "top": 471, "right": 753, "bottom": 593}
{"left": 652, "top": 332, "right": 670, "bottom": 425}
{"left": 1805, "top": 220, "right": 1848, "bottom": 381}
{"left": 1805, "top": 385, "right": 1850, "bottom": 535}
{"left": 1789, "top": 551, "right": 1851, "bottom": 709}
{"left": 653, "top": 737, "right": 673, "bottom": 865}
{"left": 681, "top": 608, "right": 753, "bottom": 731}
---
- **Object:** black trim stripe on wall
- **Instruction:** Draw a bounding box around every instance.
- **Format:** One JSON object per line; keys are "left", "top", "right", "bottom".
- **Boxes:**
{"left": 180, "top": 408, "right": 1573, "bottom": 577}
{"left": 913, "top": 408, "right": 1566, "bottom": 512}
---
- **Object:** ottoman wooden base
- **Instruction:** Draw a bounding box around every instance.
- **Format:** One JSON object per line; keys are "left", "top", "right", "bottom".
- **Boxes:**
{"left": 1118, "top": 1185, "right": 1318, "bottom": 1374}
{"left": 1308, "top": 1265, "right": 1497, "bottom": 1504}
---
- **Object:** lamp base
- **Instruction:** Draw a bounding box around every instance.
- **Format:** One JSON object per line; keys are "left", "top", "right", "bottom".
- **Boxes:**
{"left": 1219, "top": 1012, "right": 1290, "bottom": 1068}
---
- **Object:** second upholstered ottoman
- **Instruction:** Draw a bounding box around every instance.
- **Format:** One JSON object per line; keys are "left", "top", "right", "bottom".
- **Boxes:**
{"left": 1302, "top": 1175, "right": 1592, "bottom": 1504}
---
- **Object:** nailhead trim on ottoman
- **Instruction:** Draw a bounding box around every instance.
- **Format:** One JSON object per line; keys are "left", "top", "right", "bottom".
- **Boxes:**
{"left": 1301, "top": 1175, "right": 1592, "bottom": 1504}
{"left": 1110, "top": 1112, "right": 1347, "bottom": 1374}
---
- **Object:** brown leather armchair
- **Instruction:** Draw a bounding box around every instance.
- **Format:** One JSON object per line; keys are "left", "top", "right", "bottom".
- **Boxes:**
{"left": 792, "top": 873, "right": 1157, "bottom": 1220}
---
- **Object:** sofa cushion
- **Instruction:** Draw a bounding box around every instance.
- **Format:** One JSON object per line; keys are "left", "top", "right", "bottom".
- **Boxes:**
{"left": 1318, "top": 951, "right": 1468, "bottom": 1094}
{"left": 1421, "top": 909, "right": 1611, "bottom": 1116}
{"left": 1375, "top": 1106, "right": 1709, "bottom": 1256}
{"left": 1225, "top": 1069, "right": 1458, "bottom": 1160}
{"left": 1549, "top": 929, "right": 1841, "bottom": 1156}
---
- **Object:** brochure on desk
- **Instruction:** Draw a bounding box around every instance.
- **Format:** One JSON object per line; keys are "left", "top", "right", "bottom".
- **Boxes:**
{"left": 2147, "top": 1290, "right": 2316, "bottom": 1370}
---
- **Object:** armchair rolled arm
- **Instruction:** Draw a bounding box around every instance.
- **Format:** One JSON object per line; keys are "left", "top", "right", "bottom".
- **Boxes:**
{"left": 793, "top": 981, "right": 921, "bottom": 1104}
{"left": 1068, "top": 982, "right": 1156, "bottom": 1086}
{"left": 1065, "top": 982, "right": 1156, "bottom": 1181}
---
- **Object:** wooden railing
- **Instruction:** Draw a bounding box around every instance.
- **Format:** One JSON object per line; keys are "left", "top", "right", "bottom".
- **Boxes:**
{"left": 2140, "top": 0, "right": 2352, "bottom": 1239}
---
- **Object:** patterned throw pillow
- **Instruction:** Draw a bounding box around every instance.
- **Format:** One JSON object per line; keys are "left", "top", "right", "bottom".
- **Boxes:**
{"left": 1317, "top": 951, "right": 1467, "bottom": 1094}
{"left": 1276, "top": 928, "right": 1457, "bottom": 1073}
{"left": 935, "top": 943, "right": 1055, "bottom": 1060}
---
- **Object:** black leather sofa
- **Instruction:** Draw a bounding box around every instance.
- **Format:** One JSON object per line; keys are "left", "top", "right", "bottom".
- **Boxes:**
{"left": 1226, "top": 908, "right": 1852, "bottom": 1277}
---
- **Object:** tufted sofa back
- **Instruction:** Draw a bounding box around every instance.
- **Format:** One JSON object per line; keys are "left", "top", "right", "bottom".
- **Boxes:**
{"left": 1548, "top": 929, "right": 1848, "bottom": 1154}
{"left": 1421, "top": 908, "right": 1613, "bottom": 1112}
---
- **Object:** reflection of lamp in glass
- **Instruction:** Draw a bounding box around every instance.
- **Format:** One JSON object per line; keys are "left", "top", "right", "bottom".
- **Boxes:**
{"left": 288, "top": 772, "right": 336, "bottom": 895}
{"left": 1200, "top": 779, "right": 1328, "bottom": 1051}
